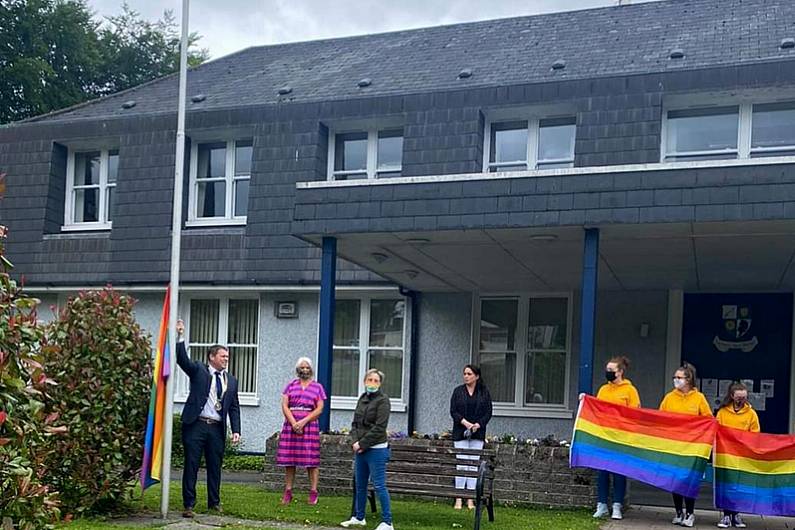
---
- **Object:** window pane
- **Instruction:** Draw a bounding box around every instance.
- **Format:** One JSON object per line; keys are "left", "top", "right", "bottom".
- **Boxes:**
{"left": 74, "top": 152, "right": 100, "bottom": 186}
{"left": 525, "top": 350, "right": 566, "bottom": 405}
{"left": 490, "top": 122, "right": 527, "bottom": 165}
{"left": 197, "top": 181, "right": 226, "bottom": 217}
{"left": 105, "top": 186, "right": 114, "bottom": 222}
{"left": 332, "top": 348, "right": 360, "bottom": 397}
{"left": 73, "top": 188, "right": 98, "bottom": 223}
{"left": 528, "top": 298, "right": 568, "bottom": 350}
{"left": 107, "top": 150, "right": 119, "bottom": 183}
{"left": 235, "top": 140, "right": 253, "bottom": 175}
{"left": 369, "top": 299, "right": 404, "bottom": 348}
{"left": 335, "top": 132, "right": 368, "bottom": 172}
{"left": 479, "top": 299, "right": 517, "bottom": 352}
{"left": 334, "top": 300, "right": 361, "bottom": 347}
{"left": 369, "top": 349, "right": 402, "bottom": 398}
{"left": 538, "top": 121, "right": 575, "bottom": 162}
{"left": 480, "top": 352, "right": 516, "bottom": 402}
{"left": 666, "top": 108, "right": 738, "bottom": 154}
{"left": 228, "top": 299, "right": 258, "bottom": 344}
{"left": 234, "top": 179, "right": 249, "bottom": 217}
{"left": 228, "top": 346, "right": 257, "bottom": 394}
{"left": 189, "top": 299, "right": 220, "bottom": 343}
{"left": 377, "top": 131, "right": 403, "bottom": 172}
{"left": 198, "top": 142, "right": 226, "bottom": 179}
{"left": 752, "top": 103, "right": 795, "bottom": 149}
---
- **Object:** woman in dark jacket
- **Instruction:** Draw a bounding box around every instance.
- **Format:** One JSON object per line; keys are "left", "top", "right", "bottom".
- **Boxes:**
{"left": 449, "top": 364, "right": 492, "bottom": 510}
{"left": 340, "top": 369, "right": 393, "bottom": 530}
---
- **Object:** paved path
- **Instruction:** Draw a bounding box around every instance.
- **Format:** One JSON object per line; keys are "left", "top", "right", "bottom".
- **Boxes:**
{"left": 601, "top": 506, "right": 794, "bottom": 530}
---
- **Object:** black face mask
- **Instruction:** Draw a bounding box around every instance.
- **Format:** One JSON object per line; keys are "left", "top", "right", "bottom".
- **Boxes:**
{"left": 605, "top": 371, "right": 617, "bottom": 382}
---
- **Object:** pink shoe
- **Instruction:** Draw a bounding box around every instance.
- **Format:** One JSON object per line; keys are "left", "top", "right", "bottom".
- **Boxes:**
{"left": 281, "top": 489, "right": 293, "bottom": 505}
{"left": 308, "top": 490, "right": 319, "bottom": 505}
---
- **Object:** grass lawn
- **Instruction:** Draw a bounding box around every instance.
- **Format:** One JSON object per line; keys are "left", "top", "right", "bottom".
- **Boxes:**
{"left": 58, "top": 483, "right": 600, "bottom": 530}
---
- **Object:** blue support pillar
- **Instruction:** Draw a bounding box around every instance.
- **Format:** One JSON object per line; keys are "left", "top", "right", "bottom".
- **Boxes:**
{"left": 317, "top": 237, "right": 337, "bottom": 432}
{"left": 578, "top": 228, "right": 599, "bottom": 395}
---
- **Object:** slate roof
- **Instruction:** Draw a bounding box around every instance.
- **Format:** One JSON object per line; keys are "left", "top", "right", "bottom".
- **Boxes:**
{"left": 24, "top": 0, "right": 795, "bottom": 124}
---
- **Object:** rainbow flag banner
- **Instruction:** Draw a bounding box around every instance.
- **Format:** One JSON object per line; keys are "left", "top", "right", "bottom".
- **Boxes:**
{"left": 571, "top": 395, "right": 717, "bottom": 498}
{"left": 140, "top": 287, "right": 171, "bottom": 490}
{"left": 715, "top": 425, "right": 795, "bottom": 516}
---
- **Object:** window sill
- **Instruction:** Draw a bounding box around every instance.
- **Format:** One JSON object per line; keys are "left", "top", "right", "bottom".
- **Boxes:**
{"left": 46, "top": 231, "right": 111, "bottom": 240}
{"left": 492, "top": 405, "right": 573, "bottom": 419}
{"left": 331, "top": 396, "right": 407, "bottom": 413}
{"left": 61, "top": 224, "right": 112, "bottom": 232}
{"left": 175, "top": 395, "right": 260, "bottom": 407}
{"left": 185, "top": 218, "right": 247, "bottom": 228}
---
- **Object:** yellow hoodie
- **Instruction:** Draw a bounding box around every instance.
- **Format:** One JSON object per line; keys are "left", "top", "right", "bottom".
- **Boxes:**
{"left": 596, "top": 378, "right": 641, "bottom": 408}
{"left": 716, "top": 402, "right": 760, "bottom": 432}
{"left": 659, "top": 388, "right": 713, "bottom": 416}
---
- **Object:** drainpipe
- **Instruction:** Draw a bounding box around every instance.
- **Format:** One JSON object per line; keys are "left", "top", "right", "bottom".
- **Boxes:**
{"left": 400, "top": 286, "right": 420, "bottom": 435}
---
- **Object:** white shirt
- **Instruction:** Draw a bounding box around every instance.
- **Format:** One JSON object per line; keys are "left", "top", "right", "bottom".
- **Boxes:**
{"left": 200, "top": 364, "right": 227, "bottom": 421}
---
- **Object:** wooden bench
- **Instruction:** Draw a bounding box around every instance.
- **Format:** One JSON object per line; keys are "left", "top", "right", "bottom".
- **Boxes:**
{"left": 351, "top": 443, "right": 497, "bottom": 530}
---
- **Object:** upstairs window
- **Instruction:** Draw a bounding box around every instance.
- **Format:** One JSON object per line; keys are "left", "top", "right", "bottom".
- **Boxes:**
{"left": 485, "top": 117, "right": 575, "bottom": 172}
{"left": 188, "top": 139, "right": 251, "bottom": 226}
{"left": 64, "top": 149, "right": 118, "bottom": 230}
{"left": 664, "top": 102, "right": 795, "bottom": 161}
{"left": 329, "top": 129, "right": 403, "bottom": 180}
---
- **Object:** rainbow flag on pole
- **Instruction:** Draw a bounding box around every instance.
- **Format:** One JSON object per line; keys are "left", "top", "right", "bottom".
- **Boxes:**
{"left": 571, "top": 395, "right": 717, "bottom": 498}
{"left": 140, "top": 287, "right": 171, "bottom": 491}
{"left": 714, "top": 425, "right": 795, "bottom": 516}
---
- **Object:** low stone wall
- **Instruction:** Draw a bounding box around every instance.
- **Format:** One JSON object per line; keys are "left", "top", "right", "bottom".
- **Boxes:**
{"left": 261, "top": 434, "right": 596, "bottom": 508}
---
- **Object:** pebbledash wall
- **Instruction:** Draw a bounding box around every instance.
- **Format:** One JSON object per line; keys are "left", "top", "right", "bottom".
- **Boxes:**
{"left": 32, "top": 288, "right": 668, "bottom": 451}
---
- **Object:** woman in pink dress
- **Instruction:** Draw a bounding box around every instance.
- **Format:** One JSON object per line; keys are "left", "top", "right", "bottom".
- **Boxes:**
{"left": 276, "top": 357, "right": 327, "bottom": 505}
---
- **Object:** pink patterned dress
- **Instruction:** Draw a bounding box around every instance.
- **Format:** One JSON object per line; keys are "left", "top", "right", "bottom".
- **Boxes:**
{"left": 276, "top": 379, "right": 327, "bottom": 468}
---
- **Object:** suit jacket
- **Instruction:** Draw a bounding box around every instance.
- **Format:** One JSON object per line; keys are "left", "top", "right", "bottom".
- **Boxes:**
{"left": 176, "top": 340, "right": 241, "bottom": 435}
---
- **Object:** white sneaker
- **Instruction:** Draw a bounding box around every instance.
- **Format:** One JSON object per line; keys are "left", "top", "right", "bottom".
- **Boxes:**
{"left": 611, "top": 503, "right": 623, "bottom": 520}
{"left": 672, "top": 511, "right": 684, "bottom": 525}
{"left": 682, "top": 513, "right": 695, "bottom": 527}
{"left": 731, "top": 514, "right": 746, "bottom": 528}
{"left": 340, "top": 517, "right": 367, "bottom": 528}
{"left": 374, "top": 523, "right": 394, "bottom": 530}
{"left": 717, "top": 515, "right": 731, "bottom": 528}
{"left": 593, "top": 502, "right": 609, "bottom": 518}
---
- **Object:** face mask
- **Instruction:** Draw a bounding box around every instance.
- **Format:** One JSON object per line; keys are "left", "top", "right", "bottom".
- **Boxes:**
{"left": 673, "top": 378, "right": 686, "bottom": 390}
{"left": 365, "top": 385, "right": 380, "bottom": 394}
{"left": 605, "top": 371, "right": 617, "bottom": 382}
{"left": 734, "top": 399, "right": 746, "bottom": 407}
{"left": 298, "top": 368, "right": 311, "bottom": 380}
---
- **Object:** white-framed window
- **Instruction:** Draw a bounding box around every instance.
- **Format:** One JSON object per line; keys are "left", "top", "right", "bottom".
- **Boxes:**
{"left": 483, "top": 117, "right": 576, "bottom": 172}
{"left": 663, "top": 101, "right": 795, "bottom": 161}
{"left": 177, "top": 296, "right": 260, "bottom": 404}
{"left": 331, "top": 296, "right": 407, "bottom": 404}
{"left": 188, "top": 139, "right": 252, "bottom": 226}
{"left": 328, "top": 129, "right": 403, "bottom": 180}
{"left": 64, "top": 149, "right": 118, "bottom": 230}
{"left": 476, "top": 294, "right": 572, "bottom": 416}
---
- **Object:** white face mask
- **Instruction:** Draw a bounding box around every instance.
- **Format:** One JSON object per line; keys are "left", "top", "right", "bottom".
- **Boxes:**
{"left": 673, "top": 378, "right": 686, "bottom": 390}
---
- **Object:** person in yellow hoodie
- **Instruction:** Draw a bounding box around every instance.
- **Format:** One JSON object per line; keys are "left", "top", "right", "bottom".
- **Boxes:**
{"left": 659, "top": 362, "right": 712, "bottom": 528}
{"left": 715, "top": 382, "right": 759, "bottom": 529}
{"left": 592, "top": 356, "right": 640, "bottom": 521}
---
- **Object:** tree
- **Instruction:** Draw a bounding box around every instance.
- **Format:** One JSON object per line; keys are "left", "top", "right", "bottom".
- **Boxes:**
{"left": 0, "top": 1, "right": 209, "bottom": 124}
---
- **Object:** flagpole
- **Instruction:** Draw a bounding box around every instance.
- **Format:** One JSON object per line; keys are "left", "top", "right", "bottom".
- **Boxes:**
{"left": 161, "top": 0, "right": 190, "bottom": 518}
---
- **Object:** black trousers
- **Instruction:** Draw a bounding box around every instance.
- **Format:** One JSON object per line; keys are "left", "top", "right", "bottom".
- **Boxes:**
{"left": 672, "top": 493, "right": 695, "bottom": 515}
{"left": 182, "top": 420, "right": 225, "bottom": 509}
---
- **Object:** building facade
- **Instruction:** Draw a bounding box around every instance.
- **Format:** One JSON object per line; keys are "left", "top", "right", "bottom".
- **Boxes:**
{"left": 2, "top": 0, "right": 795, "bottom": 450}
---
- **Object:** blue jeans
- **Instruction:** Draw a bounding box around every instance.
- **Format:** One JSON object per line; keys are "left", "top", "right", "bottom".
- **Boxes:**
{"left": 597, "top": 470, "right": 626, "bottom": 504}
{"left": 354, "top": 447, "right": 392, "bottom": 524}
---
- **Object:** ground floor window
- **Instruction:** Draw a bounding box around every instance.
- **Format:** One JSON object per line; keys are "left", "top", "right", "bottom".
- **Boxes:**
{"left": 179, "top": 296, "right": 260, "bottom": 399}
{"left": 332, "top": 296, "right": 406, "bottom": 400}
{"left": 477, "top": 294, "right": 571, "bottom": 411}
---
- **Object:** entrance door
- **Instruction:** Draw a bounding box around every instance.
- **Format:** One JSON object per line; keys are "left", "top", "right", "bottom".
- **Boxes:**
{"left": 681, "top": 293, "right": 792, "bottom": 434}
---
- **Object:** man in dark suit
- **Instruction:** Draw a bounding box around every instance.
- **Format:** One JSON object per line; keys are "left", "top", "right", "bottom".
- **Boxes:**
{"left": 176, "top": 319, "right": 241, "bottom": 517}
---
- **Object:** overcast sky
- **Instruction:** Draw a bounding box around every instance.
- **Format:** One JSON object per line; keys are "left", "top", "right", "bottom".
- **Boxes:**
{"left": 83, "top": 0, "right": 660, "bottom": 59}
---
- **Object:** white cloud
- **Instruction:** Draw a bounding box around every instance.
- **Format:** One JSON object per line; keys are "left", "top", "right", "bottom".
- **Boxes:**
{"left": 85, "top": 0, "right": 659, "bottom": 59}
